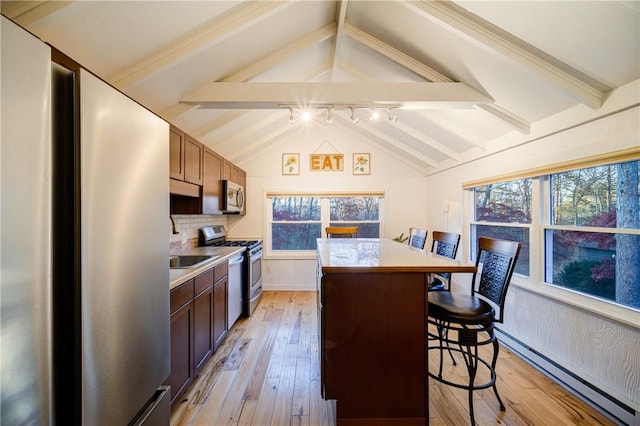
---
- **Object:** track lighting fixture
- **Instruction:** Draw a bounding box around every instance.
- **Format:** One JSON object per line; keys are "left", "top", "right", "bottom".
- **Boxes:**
{"left": 387, "top": 107, "right": 398, "bottom": 122}
{"left": 350, "top": 107, "right": 359, "bottom": 124}
{"left": 280, "top": 103, "right": 400, "bottom": 125}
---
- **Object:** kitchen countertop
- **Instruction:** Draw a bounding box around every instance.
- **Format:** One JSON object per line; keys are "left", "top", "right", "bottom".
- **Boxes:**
{"left": 169, "top": 246, "right": 245, "bottom": 290}
{"left": 317, "top": 238, "right": 477, "bottom": 274}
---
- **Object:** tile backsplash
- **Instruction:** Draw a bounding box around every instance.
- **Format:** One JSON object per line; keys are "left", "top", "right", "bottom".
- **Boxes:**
{"left": 169, "top": 214, "right": 228, "bottom": 253}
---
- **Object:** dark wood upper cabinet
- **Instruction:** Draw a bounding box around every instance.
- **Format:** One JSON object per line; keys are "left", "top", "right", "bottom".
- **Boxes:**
{"left": 169, "top": 126, "right": 185, "bottom": 181}
{"left": 169, "top": 124, "right": 246, "bottom": 215}
{"left": 184, "top": 136, "right": 203, "bottom": 185}
{"left": 223, "top": 159, "right": 245, "bottom": 186}
{"left": 202, "top": 147, "right": 223, "bottom": 215}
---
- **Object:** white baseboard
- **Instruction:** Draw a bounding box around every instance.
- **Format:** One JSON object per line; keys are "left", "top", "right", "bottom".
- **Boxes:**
{"left": 263, "top": 283, "right": 315, "bottom": 292}
{"left": 497, "top": 328, "right": 638, "bottom": 426}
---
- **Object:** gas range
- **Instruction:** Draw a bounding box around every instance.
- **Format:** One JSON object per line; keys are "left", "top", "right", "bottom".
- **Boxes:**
{"left": 210, "top": 239, "right": 261, "bottom": 250}
{"left": 198, "top": 225, "right": 263, "bottom": 317}
{"left": 198, "top": 225, "right": 261, "bottom": 251}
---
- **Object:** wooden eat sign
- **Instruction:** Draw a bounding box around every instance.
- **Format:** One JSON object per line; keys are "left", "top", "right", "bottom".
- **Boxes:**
{"left": 310, "top": 154, "right": 344, "bottom": 171}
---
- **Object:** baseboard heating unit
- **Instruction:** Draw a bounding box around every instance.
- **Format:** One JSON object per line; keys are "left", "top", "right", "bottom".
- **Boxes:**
{"left": 496, "top": 329, "right": 638, "bottom": 426}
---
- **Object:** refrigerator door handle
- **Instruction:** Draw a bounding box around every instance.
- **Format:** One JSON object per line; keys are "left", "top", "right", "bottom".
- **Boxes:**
{"left": 131, "top": 386, "right": 170, "bottom": 426}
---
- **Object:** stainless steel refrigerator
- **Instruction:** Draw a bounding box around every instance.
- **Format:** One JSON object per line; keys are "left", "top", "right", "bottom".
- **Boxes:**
{"left": 1, "top": 16, "right": 170, "bottom": 425}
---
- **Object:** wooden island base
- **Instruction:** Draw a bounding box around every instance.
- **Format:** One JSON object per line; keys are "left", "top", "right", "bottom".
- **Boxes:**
{"left": 316, "top": 238, "right": 477, "bottom": 425}
{"left": 321, "top": 272, "right": 428, "bottom": 425}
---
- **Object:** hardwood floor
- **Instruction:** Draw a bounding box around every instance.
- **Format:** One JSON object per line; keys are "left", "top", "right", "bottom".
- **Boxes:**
{"left": 171, "top": 291, "right": 615, "bottom": 426}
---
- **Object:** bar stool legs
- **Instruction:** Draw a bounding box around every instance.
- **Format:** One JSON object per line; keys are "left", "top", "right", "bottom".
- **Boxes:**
{"left": 428, "top": 321, "right": 506, "bottom": 426}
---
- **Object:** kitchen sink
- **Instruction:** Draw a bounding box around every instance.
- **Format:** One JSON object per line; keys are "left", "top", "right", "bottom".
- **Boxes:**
{"left": 169, "top": 255, "right": 219, "bottom": 269}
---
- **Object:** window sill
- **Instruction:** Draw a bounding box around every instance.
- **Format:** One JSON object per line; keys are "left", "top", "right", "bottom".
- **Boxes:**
{"left": 510, "top": 276, "right": 640, "bottom": 330}
{"left": 264, "top": 251, "right": 316, "bottom": 260}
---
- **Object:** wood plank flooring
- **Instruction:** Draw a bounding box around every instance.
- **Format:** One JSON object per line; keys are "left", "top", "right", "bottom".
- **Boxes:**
{"left": 171, "top": 291, "right": 615, "bottom": 426}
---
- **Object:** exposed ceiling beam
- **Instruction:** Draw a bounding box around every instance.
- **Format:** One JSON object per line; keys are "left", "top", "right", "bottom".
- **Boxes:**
{"left": 161, "top": 22, "right": 336, "bottom": 121}
{"left": 227, "top": 119, "right": 299, "bottom": 163}
{"left": 193, "top": 61, "right": 332, "bottom": 140}
{"left": 392, "top": 121, "right": 459, "bottom": 161}
{"left": 1, "top": 0, "right": 74, "bottom": 26}
{"left": 409, "top": 108, "right": 486, "bottom": 151}
{"left": 475, "top": 104, "right": 530, "bottom": 134}
{"left": 343, "top": 22, "right": 450, "bottom": 82}
{"left": 226, "top": 109, "right": 434, "bottom": 172}
{"left": 222, "top": 22, "right": 336, "bottom": 83}
{"left": 109, "top": 1, "right": 291, "bottom": 89}
{"left": 194, "top": 111, "right": 247, "bottom": 140}
{"left": 208, "top": 111, "right": 284, "bottom": 154}
{"left": 344, "top": 22, "right": 530, "bottom": 134}
{"left": 341, "top": 61, "right": 486, "bottom": 150}
{"left": 335, "top": 114, "right": 438, "bottom": 168}
{"left": 159, "top": 103, "right": 196, "bottom": 122}
{"left": 398, "top": 0, "right": 607, "bottom": 109}
{"left": 330, "top": 0, "right": 349, "bottom": 81}
{"left": 180, "top": 82, "right": 493, "bottom": 109}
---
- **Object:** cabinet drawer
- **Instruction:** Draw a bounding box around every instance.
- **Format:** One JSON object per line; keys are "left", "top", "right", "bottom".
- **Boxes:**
{"left": 214, "top": 261, "right": 228, "bottom": 282}
{"left": 170, "top": 279, "right": 194, "bottom": 314}
{"left": 194, "top": 268, "right": 214, "bottom": 296}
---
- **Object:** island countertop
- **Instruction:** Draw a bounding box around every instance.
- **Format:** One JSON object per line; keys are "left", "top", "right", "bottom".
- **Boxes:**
{"left": 317, "top": 237, "right": 476, "bottom": 273}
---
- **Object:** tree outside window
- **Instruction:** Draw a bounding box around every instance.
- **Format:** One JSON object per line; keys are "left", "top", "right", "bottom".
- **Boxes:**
{"left": 473, "top": 178, "right": 532, "bottom": 277}
{"left": 270, "top": 195, "right": 381, "bottom": 252}
{"left": 547, "top": 161, "right": 640, "bottom": 309}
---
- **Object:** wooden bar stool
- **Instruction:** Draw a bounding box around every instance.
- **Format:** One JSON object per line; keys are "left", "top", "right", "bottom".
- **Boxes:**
{"left": 428, "top": 231, "right": 461, "bottom": 291}
{"left": 407, "top": 227, "right": 428, "bottom": 250}
{"left": 325, "top": 226, "right": 358, "bottom": 238}
{"left": 428, "top": 237, "right": 521, "bottom": 426}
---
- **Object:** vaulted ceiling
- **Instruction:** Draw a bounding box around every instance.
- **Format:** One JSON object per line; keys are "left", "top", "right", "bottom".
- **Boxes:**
{"left": 3, "top": 1, "right": 639, "bottom": 174}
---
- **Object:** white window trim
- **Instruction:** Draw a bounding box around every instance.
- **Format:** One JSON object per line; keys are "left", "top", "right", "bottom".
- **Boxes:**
{"left": 264, "top": 192, "right": 386, "bottom": 260}
{"left": 464, "top": 172, "right": 640, "bottom": 330}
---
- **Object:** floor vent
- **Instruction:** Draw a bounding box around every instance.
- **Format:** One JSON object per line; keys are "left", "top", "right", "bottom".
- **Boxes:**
{"left": 496, "top": 328, "right": 638, "bottom": 426}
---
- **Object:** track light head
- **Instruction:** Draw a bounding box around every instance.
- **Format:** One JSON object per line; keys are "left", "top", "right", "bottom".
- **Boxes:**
{"left": 350, "top": 107, "right": 359, "bottom": 124}
{"left": 288, "top": 107, "right": 295, "bottom": 124}
{"left": 326, "top": 107, "right": 333, "bottom": 124}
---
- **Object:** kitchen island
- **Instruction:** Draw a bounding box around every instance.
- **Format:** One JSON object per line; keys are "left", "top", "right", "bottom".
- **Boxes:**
{"left": 316, "top": 238, "right": 477, "bottom": 425}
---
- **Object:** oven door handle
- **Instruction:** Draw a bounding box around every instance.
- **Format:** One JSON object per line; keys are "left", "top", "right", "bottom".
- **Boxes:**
{"left": 250, "top": 250, "right": 262, "bottom": 262}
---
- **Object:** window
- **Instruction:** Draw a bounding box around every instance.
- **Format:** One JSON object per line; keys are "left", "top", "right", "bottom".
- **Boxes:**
{"left": 472, "top": 179, "right": 532, "bottom": 276}
{"left": 329, "top": 197, "right": 380, "bottom": 238}
{"left": 545, "top": 161, "right": 640, "bottom": 309}
{"left": 268, "top": 193, "right": 382, "bottom": 254}
{"left": 468, "top": 158, "right": 640, "bottom": 311}
{"left": 272, "top": 197, "right": 321, "bottom": 251}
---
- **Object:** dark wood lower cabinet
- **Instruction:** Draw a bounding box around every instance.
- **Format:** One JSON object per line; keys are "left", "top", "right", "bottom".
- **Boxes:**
{"left": 167, "top": 296, "right": 193, "bottom": 406}
{"left": 193, "top": 285, "right": 214, "bottom": 374}
{"left": 212, "top": 276, "right": 228, "bottom": 350}
{"left": 167, "top": 261, "right": 228, "bottom": 409}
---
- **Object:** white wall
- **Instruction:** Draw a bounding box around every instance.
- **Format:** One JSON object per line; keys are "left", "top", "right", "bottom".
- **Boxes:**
{"left": 232, "top": 122, "right": 429, "bottom": 290}
{"left": 426, "top": 80, "right": 640, "bottom": 415}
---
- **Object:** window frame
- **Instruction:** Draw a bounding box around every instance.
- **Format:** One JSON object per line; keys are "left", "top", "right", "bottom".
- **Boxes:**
{"left": 465, "top": 154, "right": 640, "bottom": 320}
{"left": 265, "top": 192, "right": 385, "bottom": 259}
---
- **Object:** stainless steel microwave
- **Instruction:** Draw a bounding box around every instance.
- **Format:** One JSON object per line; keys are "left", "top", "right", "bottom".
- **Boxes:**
{"left": 223, "top": 180, "right": 245, "bottom": 213}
